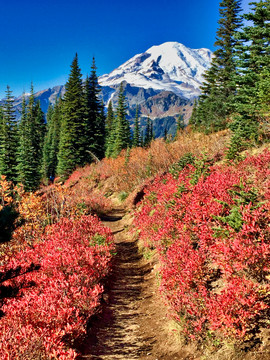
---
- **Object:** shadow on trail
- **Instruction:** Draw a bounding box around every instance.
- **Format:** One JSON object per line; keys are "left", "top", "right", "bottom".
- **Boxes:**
{"left": 99, "top": 214, "right": 123, "bottom": 222}
{"left": 77, "top": 209, "right": 154, "bottom": 359}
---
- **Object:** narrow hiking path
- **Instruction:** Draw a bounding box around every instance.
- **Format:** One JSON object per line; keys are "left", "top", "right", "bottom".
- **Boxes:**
{"left": 78, "top": 207, "right": 194, "bottom": 360}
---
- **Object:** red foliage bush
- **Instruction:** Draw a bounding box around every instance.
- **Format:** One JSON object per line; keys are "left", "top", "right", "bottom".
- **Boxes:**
{"left": 134, "top": 150, "right": 270, "bottom": 339}
{"left": 0, "top": 215, "right": 114, "bottom": 359}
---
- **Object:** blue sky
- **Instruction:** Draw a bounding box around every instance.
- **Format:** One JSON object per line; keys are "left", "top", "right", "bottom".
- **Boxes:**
{"left": 0, "top": 0, "right": 255, "bottom": 98}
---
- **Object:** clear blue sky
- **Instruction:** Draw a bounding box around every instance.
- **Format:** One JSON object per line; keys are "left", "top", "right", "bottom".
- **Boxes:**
{"left": 0, "top": 0, "right": 255, "bottom": 99}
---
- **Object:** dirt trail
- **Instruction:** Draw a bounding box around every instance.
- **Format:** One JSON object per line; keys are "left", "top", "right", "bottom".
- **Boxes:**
{"left": 78, "top": 208, "right": 191, "bottom": 360}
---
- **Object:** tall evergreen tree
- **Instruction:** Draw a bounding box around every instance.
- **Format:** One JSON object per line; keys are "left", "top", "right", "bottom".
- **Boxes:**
{"left": 106, "top": 100, "right": 114, "bottom": 135}
{"left": 16, "top": 85, "right": 45, "bottom": 190}
{"left": 132, "top": 105, "right": 141, "bottom": 147}
{"left": 42, "top": 100, "right": 62, "bottom": 179}
{"left": 164, "top": 125, "right": 168, "bottom": 142}
{"left": 83, "top": 58, "right": 105, "bottom": 162}
{"left": 106, "top": 83, "right": 131, "bottom": 157}
{"left": 33, "top": 100, "right": 46, "bottom": 166}
{"left": 57, "top": 54, "right": 84, "bottom": 177}
{"left": 42, "top": 104, "right": 54, "bottom": 179}
{"left": 228, "top": 0, "right": 270, "bottom": 157}
{"left": 17, "top": 95, "right": 30, "bottom": 187}
{"left": 176, "top": 114, "right": 185, "bottom": 132}
{"left": 95, "top": 100, "right": 106, "bottom": 160}
{"left": 0, "top": 86, "right": 18, "bottom": 182}
{"left": 0, "top": 106, "right": 3, "bottom": 155}
{"left": 90, "top": 58, "right": 105, "bottom": 159}
{"left": 144, "top": 116, "right": 153, "bottom": 147}
{"left": 192, "top": 0, "right": 242, "bottom": 132}
{"left": 83, "top": 75, "right": 96, "bottom": 162}
{"left": 105, "top": 101, "right": 116, "bottom": 156}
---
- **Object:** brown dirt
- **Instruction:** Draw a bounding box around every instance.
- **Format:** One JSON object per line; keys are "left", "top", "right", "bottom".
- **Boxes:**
{"left": 78, "top": 207, "right": 195, "bottom": 360}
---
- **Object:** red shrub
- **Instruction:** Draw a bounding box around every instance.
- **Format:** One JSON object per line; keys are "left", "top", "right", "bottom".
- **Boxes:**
{"left": 134, "top": 152, "right": 270, "bottom": 339}
{"left": 0, "top": 215, "right": 114, "bottom": 359}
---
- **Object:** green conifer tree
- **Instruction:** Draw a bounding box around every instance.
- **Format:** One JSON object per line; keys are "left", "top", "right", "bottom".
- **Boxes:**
{"left": 108, "top": 83, "right": 131, "bottom": 157}
{"left": 106, "top": 100, "right": 114, "bottom": 135}
{"left": 95, "top": 100, "right": 106, "bottom": 160}
{"left": 133, "top": 105, "right": 141, "bottom": 147}
{"left": 0, "top": 106, "right": 3, "bottom": 156}
{"left": 57, "top": 54, "right": 84, "bottom": 177}
{"left": 228, "top": 0, "right": 270, "bottom": 157}
{"left": 83, "top": 58, "right": 105, "bottom": 162}
{"left": 0, "top": 86, "right": 18, "bottom": 182}
{"left": 17, "top": 96, "right": 31, "bottom": 187}
{"left": 83, "top": 74, "right": 95, "bottom": 163}
{"left": 91, "top": 58, "right": 105, "bottom": 159}
{"left": 176, "top": 114, "right": 185, "bottom": 132}
{"left": 42, "top": 100, "right": 62, "bottom": 179}
{"left": 33, "top": 100, "right": 46, "bottom": 166}
{"left": 144, "top": 116, "right": 153, "bottom": 147}
{"left": 192, "top": 0, "right": 242, "bottom": 132}
{"left": 164, "top": 126, "right": 168, "bottom": 142}
{"left": 18, "top": 86, "right": 45, "bottom": 189}
{"left": 105, "top": 101, "right": 116, "bottom": 157}
{"left": 17, "top": 86, "right": 44, "bottom": 191}
{"left": 42, "top": 104, "right": 54, "bottom": 179}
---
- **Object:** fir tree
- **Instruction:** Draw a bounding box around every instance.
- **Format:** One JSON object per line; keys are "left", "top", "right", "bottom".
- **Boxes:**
{"left": 17, "top": 95, "right": 30, "bottom": 187}
{"left": 42, "top": 104, "right": 54, "bottom": 179}
{"left": 83, "top": 74, "right": 96, "bottom": 162}
{"left": 83, "top": 58, "right": 105, "bottom": 161}
{"left": 42, "top": 100, "right": 62, "bottom": 179}
{"left": 144, "top": 116, "right": 153, "bottom": 147}
{"left": 16, "top": 85, "right": 45, "bottom": 190}
{"left": 95, "top": 100, "right": 106, "bottom": 160}
{"left": 0, "top": 107, "right": 3, "bottom": 155}
{"left": 105, "top": 102, "right": 116, "bottom": 157}
{"left": 189, "top": 99, "right": 198, "bottom": 127}
{"left": 176, "top": 114, "right": 185, "bottom": 132}
{"left": 257, "top": 67, "right": 270, "bottom": 119}
{"left": 150, "top": 120, "right": 154, "bottom": 141}
{"left": 106, "top": 100, "right": 114, "bottom": 135}
{"left": 107, "top": 83, "right": 131, "bottom": 157}
{"left": 236, "top": 0, "right": 270, "bottom": 115}
{"left": 91, "top": 58, "right": 105, "bottom": 159}
{"left": 228, "top": 0, "right": 270, "bottom": 157}
{"left": 164, "top": 126, "right": 168, "bottom": 142}
{"left": 57, "top": 54, "right": 84, "bottom": 177}
{"left": 33, "top": 100, "right": 46, "bottom": 166}
{"left": 0, "top": 86, "right": 18, "bottom": 182}
{"left": 192, "top": 0, "right": 242, "bottom": 132}
{"left": 132, "top": 105, "right": 141, "bottom": 147}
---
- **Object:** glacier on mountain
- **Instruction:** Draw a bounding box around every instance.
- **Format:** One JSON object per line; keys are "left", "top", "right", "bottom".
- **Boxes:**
{"left": 99, "top": 42, "right": 213, "bottom": 99}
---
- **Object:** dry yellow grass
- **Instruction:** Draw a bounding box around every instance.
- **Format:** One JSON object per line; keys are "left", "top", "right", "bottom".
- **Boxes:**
{"left": 76, "top": 129, "right": 231, "bottom": 195}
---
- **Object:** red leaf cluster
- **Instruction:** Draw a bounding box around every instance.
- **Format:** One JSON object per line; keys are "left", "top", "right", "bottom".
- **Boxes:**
{"left": 0, "top": 215, "right": 114, "bottom": 359}
{"left": 134, "top": 150, "right": 270, "bottom": 339}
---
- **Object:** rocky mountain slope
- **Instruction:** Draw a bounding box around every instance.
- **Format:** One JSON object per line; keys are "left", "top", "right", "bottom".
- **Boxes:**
{"left": 100, "top": 41, "right": 212, "bottom": 100}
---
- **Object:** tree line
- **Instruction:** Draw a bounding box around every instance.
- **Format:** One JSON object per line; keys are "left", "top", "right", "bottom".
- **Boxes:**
{"left": 190, "top": 0, "right": 270, "bottom": 157}
{"left": 0, "top": 55, "right": 156, "bottom": 191}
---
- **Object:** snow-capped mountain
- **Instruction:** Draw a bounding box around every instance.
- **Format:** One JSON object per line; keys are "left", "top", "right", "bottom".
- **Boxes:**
{"left": 2, "top": 41, "right": 213, "bottom": 137}
{"left": 99, "top": 42, "right": 213, "bottom": 99}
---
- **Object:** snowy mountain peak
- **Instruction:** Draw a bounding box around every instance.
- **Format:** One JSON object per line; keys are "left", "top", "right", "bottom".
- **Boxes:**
{"left": 99, "top": 41, "right": 213, "bottom": 99}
